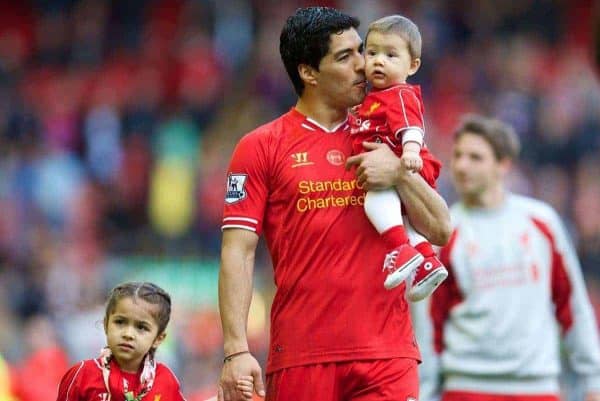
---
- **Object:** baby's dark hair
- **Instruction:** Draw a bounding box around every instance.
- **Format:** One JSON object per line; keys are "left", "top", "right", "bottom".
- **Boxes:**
{"left": 104, "top": 282, "right": 172, "bottom": 335}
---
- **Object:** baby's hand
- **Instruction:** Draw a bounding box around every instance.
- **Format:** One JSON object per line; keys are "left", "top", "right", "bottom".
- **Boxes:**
{"left": 236, "top": 376, "right": 255, "bottom": 400}
{"left": 400, "top": 150, "right": 423, "bottom": 172}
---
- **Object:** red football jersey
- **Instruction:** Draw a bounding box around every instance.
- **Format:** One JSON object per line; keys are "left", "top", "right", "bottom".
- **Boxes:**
{"left": 351, "top": 84, "right": 425, "bottom": 149}
{"left": 56, "top": 359, "right": 185, "bottom": 401}
{"left": 350, "top": 84, "right": 441, "bottom": 187}
{"left": 223, "top": 108, "right": 420, "bottom": 374}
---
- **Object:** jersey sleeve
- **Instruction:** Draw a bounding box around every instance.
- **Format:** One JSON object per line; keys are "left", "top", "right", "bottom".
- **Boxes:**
{"left": 158, "top": 364, "right": 187, "bottom": 401}
{"left": 385, "top": 87, "right": 425, "bottom": 145}
{"left": 542, "top": 211, "right": 600, "bottom": 393}
{"left": 172, "top": 387, "right": 187, "bottom": 401}
{"left": 56, "top": 361, "right": 84, "bottom": 401}
{"left": 222, "top": 131, "right": 271, "bottom": 235}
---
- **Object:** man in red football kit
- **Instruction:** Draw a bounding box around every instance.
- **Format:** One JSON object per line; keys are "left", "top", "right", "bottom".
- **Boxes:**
{"left": 217, "top": 7, "right": 451, "bottom": 401}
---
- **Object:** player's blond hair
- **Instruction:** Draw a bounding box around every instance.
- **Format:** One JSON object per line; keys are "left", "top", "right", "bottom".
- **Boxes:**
{"left": 367, "top": 15, "right": 422, "bottom": 59}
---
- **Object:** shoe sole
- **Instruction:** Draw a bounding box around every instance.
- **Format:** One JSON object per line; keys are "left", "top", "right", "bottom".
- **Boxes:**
{"left": 407, "top": 268, "right": 448, "bottom": 302}
{"left": 384, "top": 254, "right": 424, "bottom": 290}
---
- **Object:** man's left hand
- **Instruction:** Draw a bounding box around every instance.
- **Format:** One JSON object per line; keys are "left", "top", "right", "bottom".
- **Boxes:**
{"left": 345, "top": 142, "right": 403, "bottom": 191}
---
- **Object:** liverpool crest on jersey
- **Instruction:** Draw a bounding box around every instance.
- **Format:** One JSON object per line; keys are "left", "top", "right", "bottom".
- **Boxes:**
{"left": 225, "top": 173, "right": 248, "bottom": 204}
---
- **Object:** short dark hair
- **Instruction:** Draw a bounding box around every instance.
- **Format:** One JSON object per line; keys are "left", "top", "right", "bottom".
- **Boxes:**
{"left": 104, "top": 281, "right": 172, "bottom": 335}
{"left": 367, "top": 15, "right": 422, "bottom": 59}
{"left": 280, "top": 7, "right": 360, "bottom": 96}
{"left": 453, "top": 114, "right": 521, "bottom": 161}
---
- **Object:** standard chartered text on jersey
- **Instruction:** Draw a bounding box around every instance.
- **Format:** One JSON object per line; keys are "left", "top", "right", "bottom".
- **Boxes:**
{"left": 296, "top": 194, "right": 365, "bottom": 212}
{"left": 297, "top": 178, "right": 363, "bottom": 194}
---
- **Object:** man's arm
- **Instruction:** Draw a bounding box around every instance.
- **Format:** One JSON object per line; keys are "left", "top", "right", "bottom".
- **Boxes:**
{"left": 395, "top": 165, "right": 450, "bottom": 246}
{"left": 346, "top": 142, "right": 451, "bottom": 246}
{"left": 218, "top": 228, "right": 265, "bottom": 401}
{"left": 545, "top": 211, "right": 600, "bottom": 400}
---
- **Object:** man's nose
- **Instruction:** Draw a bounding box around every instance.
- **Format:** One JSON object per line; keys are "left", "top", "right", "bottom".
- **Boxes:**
{"left": 355, "top": 54, "right": 365, "bottom": 71}
{"left": 452, "top": 156, "right": 468, "bottom": 172}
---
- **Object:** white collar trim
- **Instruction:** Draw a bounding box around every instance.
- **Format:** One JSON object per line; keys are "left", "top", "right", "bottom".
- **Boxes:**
{"left": 305, "top": 117, "right": 348, "bottom": 133}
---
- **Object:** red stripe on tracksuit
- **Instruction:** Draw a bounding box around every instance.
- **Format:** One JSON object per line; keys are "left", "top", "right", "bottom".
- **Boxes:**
{"left": 531, "top": 217, "right": 574, "bottom": 334}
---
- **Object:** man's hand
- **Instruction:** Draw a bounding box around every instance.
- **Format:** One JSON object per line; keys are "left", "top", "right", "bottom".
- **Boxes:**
{"left": 346, "top": 141, "right": 451, "bottom": 245}
{"left": 345, "top": 142, "right": 404, "bottom": 191}
{"left": 218, "top": 353, "right": 265, "bottom": 401}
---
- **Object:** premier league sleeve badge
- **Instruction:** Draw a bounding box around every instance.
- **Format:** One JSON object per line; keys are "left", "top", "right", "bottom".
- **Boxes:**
{"left": 225, "top": 173, "right": 248, "bottom": 204}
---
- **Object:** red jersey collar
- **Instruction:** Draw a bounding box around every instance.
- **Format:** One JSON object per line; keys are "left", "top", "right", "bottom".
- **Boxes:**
{"left": 288, "top": 107, "right": 350, "bottom": 133}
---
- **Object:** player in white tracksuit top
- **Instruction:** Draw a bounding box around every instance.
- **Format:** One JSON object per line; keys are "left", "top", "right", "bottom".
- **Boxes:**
{"left": 415, "top": 114, "right": 600, "bottom": 401}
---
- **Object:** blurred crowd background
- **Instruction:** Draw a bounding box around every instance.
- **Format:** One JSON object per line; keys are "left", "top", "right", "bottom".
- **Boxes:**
{"left": 0, "top": 0, "right": 598, "bottom": 399}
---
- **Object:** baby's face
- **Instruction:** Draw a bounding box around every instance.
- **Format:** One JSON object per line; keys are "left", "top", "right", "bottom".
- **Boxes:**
{"left": 364, "top": 31, "right": 419, "bottom": 89}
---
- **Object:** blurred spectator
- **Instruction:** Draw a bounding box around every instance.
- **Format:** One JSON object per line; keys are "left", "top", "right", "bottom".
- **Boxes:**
{"left": 13, "top": 315, "right": 70, "bottom": 401}
{"left": 573, "top": 155, "right": 600, "bottom": 279}
{"left": 0, "top": 351, "right": 17, "bottom": 401}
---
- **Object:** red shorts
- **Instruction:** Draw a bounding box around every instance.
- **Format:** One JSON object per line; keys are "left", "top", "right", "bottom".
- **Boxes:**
{"left": 442, "top": 391, "right": 561, "bottom": 401}
{"left": 265, "top": 358, "right": 418, "bottom": 401}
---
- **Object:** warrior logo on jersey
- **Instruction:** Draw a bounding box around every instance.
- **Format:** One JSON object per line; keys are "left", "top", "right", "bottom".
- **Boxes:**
{"left": 291, "top": 152, "right": 314, "bottom": 168}
{"left": 225, "top": 173, "right": 248, "bottom": 204}
{"left": 98, "top": 394, "right": 109, "bottom": 401}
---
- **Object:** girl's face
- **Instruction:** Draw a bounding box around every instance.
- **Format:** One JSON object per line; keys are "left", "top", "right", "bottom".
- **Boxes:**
{"left": 104, "top": 297, "right": 165, "bottom": 373}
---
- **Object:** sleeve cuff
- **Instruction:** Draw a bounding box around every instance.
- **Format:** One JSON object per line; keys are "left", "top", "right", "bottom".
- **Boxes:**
{"left": 221, "top": 216, "right": 259, "bottom": 233}
{"left": 398, "top": 127, "right": 424, "bottom": 146}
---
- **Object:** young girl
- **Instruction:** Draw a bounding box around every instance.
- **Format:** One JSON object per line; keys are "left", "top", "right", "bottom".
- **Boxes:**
{"left": 56, "top": 282, "right": 185, "bottom": 401}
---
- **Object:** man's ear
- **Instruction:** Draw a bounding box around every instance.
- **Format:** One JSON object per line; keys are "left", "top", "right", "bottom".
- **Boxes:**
{"left": 153, "top": 332, "right": 167, "bottom": 349}
{"left": 298, "top": 64, "right": 319, "bottom": 87}
{"left": 408, "top": 58, "right": 421, "bottom": 76}
{"left": 498, "top": 157, "right": 512, "bottom": 176}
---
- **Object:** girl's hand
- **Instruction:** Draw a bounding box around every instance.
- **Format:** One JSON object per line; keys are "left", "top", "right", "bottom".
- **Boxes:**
{"left": 218, "top": 353, "right": 264, "bottom": 401}
{"left": 236, "top": 376, "right": 255, "bottom": 400}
